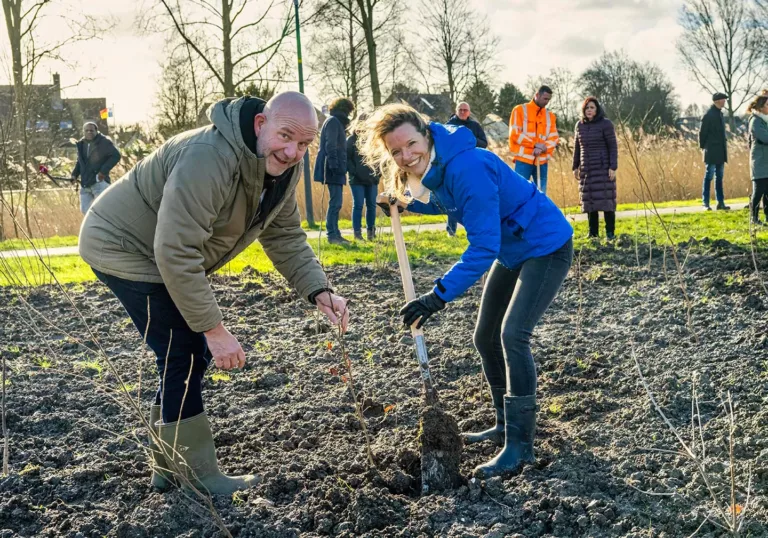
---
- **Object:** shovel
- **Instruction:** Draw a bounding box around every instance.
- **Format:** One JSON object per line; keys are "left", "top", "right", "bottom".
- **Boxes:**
{"left": 388, "top": 202, "right": 463, "bottom": 494}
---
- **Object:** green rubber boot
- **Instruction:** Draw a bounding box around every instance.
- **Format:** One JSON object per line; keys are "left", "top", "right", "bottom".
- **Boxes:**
{"left": 463, "top": 386, "right": 505, "bottom": 446}
{"left": 157, "top": 412, "right": 259, "bottom": 495}
{"left": 149, "top": 405, "right": 174, "bottom": 490}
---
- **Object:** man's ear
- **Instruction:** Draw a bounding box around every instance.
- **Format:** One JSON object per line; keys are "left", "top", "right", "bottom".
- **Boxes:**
{"left": 253, "top": 113, "right": 267, "bottom": 136}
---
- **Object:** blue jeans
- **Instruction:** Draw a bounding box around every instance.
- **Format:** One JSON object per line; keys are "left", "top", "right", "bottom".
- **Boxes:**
{"left": 350, "top": 184, "right": 377, "bottom": 233}
{"left": 473, "top": 239, "right": 573, "bottom": 396}
{"left": 326, "top": 184, "right": 344, "bottom": 239}
{"left": 515, "top": 161, "right": 548, "bottom": 195}
{"left": 702, "top": 163, "right": 725, "bottom": 207}
{"left": 79, "top": 180, "right": 109, "bottom": 214}
{"left": 92, "top": 269, "right": 211, "bottom": 423}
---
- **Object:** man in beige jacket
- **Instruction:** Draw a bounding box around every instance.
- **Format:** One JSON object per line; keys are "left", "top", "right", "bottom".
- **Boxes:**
{"left": 79, "top": 91, "right": 348, "bottom": 495}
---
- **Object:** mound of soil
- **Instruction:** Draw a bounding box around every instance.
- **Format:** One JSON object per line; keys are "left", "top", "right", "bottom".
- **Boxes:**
{"left": 1, "top": 238, "right": 767, "bottom": 537}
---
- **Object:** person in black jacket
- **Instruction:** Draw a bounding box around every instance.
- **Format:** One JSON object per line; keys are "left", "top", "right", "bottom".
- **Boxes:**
{"left": 314, "top": 98, "right": 355, "bottom": 244}
{"left": 446, "top": 102, "right": 488, "bottom": 235}
{"left": 71, "top": 122, "right": 121, "bottom": 214}
{"left": 347, "top": 113, "right": 380, "bottom": 240}
{"left": 699, "top": 92, "right": 731, "bottom": 211}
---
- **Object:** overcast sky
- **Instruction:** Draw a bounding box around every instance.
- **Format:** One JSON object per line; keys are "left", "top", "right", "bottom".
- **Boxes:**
{"left": 0, "top": 0, "right": 713, "bottom": 125}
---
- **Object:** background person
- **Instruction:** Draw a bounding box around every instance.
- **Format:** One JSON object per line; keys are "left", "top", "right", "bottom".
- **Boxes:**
{"left": 79, "top": 92, "right": 349, "bottom": 495}
{"left": 71, "top": 121, "right": 121, "bottom": 214}
{"left": 747, "top": 95, "right": 768, "bottom": 226}
{"left": 572, "top": 97, "right": 619, "bottom": 240}
{"left": 508, "top": 86, "right": 559, "bottom": 195}
{"left": 699, "top": 92, "right": 731, "bottom": 211}
{"left": 315, "top": 97, "right": 355, "bottom": 244}
{"left": 445, "top": 101, "right": 488, "bottom": 236}
{"left": 361, "top": 104, "right": 573, "bottom": 480}
{"left": 347, "top": 113, "right": 380, "bottom": 240}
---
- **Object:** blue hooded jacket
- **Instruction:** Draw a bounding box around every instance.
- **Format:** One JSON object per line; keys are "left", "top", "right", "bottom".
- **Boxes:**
{"left": 408, "top": 122, "right": 573, "bottom": 303}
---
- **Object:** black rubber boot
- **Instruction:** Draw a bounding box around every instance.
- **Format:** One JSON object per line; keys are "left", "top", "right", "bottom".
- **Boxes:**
{"left": 463, "top": 387, "right": 505, "bottom": 446}
{"left": 473, "top": 395, "right": 536, "bottom": 479}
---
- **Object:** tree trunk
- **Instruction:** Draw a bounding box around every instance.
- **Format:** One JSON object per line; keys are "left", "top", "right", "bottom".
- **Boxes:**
{"left": 357, "top": 0, "right": 381, "bottom": 106}
{"left": 222, "top": 0, "right": 234, "bottom": 96}
{"left": 348, "top": 0, "right": 357, "bottom": 105}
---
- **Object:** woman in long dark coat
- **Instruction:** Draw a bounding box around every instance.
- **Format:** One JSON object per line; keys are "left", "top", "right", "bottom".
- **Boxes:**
{"left": 572, "top": 97, "right": 618, "bottom": 239}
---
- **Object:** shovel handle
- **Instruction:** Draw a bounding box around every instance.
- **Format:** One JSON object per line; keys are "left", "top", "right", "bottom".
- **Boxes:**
{"left": 389, "top": 204, "right": 439, "bottom": 406}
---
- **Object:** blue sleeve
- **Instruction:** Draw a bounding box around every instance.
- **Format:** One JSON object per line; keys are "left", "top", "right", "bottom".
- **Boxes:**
{"left": 474, "top": 123, "right": 488, "bottom": 149}
{"left": 432, "top": 160, "right": 501, "bottom": 302}
{"left": 407, "top": 193, "right": 444, "bottom": 215}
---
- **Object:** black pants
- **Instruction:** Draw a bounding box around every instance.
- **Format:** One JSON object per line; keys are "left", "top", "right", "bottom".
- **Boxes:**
{"left": 93, "top": 269, "right": 211, "bottom": 423}
{"left": 472, "top": 239, "right": 573, "bottom": 397}
{"left": 588, "top": 211, "right": 615, "bottom": 237}
{"left": 751, "top": 178, "right": 768, "bottom": 222}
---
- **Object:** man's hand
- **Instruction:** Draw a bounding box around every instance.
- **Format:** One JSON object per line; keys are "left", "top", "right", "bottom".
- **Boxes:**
{"left": 204, "top": 322, "right": 245, "bottom": 370}
{"left": 315, "top": 291, "right": 350, "bottom": 333}
{"left": 400, "top": 291, "right": 446, "bottom": 329}
{"left": 376, "top": 193, "right": 406, "bottom": 217}
{"left": 533, "top": 147, "right": 543, "bottom": 156}
{"left": 608, "top": 169, "right": 616, "bottom": 181}
{"left": 573, "top": 169, "right": 579, "bottom": 180}
{"left": 97, "top": 172, "right": 106, "bottom": 181}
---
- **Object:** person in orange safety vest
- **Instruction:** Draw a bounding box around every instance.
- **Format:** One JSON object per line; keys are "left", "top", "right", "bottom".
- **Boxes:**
{"left": 508, "top": 85, "right": 559, "bottom": 195}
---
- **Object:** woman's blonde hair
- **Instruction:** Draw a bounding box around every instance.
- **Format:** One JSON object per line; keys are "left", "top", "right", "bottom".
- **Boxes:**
{"left": 357, "top": 104, "right": 431, "bottom": 201}
{"left": 747, "top": 95, "right": 768, "bottom": 114}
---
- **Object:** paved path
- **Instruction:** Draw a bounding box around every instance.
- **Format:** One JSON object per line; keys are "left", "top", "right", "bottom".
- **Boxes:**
{"left": 0, "top": 202, "right": 748, "bottom": 260}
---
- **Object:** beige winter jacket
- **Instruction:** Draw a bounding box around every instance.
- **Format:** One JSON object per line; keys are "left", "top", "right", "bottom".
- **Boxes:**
{"left": 79, "top": 97, "right": 327, "bottom": 332}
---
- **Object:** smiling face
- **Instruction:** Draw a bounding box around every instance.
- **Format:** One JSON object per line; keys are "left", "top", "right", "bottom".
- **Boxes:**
{"left": 254, "top": 104, "right": 317, "bottom": 176}
{"left": 383, "top": 123, "right": 430, "bottom": 177}
{"left": 584, "top": 101, "right": 597, "bottom": 120}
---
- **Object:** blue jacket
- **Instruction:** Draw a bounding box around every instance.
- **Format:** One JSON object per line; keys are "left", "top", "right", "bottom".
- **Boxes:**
{"left": 314, "top": 112, "right": 349, "bottom": 185}
{"left": 408, "top": 122, "right": 573, "bottom": 302}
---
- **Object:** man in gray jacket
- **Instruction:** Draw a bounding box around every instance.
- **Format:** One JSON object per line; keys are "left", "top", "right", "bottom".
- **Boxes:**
{"left": 71, "top": 122, "right": 121, "bottom": 214}
{"left": 79, "top": 92, "right": 349, "bottom": 495}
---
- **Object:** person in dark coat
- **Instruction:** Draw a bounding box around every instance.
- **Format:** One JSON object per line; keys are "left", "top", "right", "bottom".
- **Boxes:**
{"left": 572, "top": 97, "right": 618, "bottom": 240}
{"left": 699, "top": 92, "right": 730, "bottom": 210}
{"left": 347, "top": 113, "right": 380, "bottom": 240}
{"left": 314, "top": 97, "right": 354, "bottom": 244}
{"left": 445, "top": 102, "right": 488, "bottom": 236}
{"left": 747, "top": 95, "right": 768, "bottom": 225}
{"left": 71, "top": 122, "right": 121, "bottom": 214}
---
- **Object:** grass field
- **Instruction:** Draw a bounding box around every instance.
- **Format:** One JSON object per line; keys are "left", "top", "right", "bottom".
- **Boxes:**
{"left": 2, "top": 206, "right": 763, "bottom": 286}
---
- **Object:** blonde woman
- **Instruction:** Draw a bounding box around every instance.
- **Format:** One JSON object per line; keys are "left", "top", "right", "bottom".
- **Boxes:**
{"left": 360, "top": 105, "right": 573, "bottom": 478}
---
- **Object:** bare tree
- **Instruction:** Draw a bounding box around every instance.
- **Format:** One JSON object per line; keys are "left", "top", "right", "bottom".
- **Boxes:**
{"left": 677, "top": 0, "right": 768, "bottom": 129}
{"left": 310, "top": 0, "right": 401, "bottom": 107}
{"left": 144, "top": 0, "right": 294, "bottom": 97}
{"left": 309, "top": 0, "right": 370, "bottom": 104}
{"left": 419, "top": 0, "right": 497, "bottom": 106}
{"left": 1, "top": 0, "right": 102, "bottom": 236}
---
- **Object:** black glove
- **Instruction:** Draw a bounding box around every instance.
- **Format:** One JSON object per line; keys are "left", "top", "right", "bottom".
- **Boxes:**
{"left": 377, "top": 195, "right": 405, "bottom": 217}
{"left": 400, "top": 291, "right": 446, "bottom": 328}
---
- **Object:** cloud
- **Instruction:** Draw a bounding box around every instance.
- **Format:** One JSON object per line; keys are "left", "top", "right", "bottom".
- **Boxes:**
{"left": 558, "top": 36, "right": 605, "bottom": 57}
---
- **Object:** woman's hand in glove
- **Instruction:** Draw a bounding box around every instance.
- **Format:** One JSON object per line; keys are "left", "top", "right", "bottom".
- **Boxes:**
{"left": 400, "top": 291, "right": 446, "bottom": 329}
{"left": 376, "top": 193, "right": 406, "bottom": 217}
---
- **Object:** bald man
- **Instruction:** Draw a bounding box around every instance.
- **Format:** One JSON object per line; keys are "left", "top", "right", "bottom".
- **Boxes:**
{"left": 79, "top": 92, "right": 348, "bottom": 495}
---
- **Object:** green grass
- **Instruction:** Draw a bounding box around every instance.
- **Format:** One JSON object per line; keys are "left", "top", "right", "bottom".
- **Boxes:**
{"left": 2, "top": 206, "right": 763, "bottom": 287}
{"left": 561, "top": 197, "right": 748, "bottom": 215}
{"left": 0, "top": 235, "right": 79, "bottom": 252}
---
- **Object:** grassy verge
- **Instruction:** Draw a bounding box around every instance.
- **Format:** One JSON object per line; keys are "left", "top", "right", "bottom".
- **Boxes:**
{"left": 2, "top": 207, "right": 763, "bottom": 287}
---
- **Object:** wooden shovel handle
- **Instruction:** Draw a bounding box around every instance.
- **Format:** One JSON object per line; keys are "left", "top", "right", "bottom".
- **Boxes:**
{"left": 389, "top": 203, "right": 439, "bottom": 405}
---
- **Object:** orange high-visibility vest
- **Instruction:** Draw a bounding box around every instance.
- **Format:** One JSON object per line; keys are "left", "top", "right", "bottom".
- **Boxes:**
{"left": 508, "top": 100, "right": 559, "bottom": 165}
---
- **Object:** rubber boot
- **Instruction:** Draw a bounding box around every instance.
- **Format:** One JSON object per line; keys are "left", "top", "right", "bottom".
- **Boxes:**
{"left": 157, "top": 412, "right": 259, "bottom": 495}
{"left": 149, "top": 405, "right": 174, "bottom": 490}
{"left": 473, "top": 395, "right": 536, "bottom": 479}
{"left": 367, "top": 229, "right": 375, "bottom": 241}
{"left": 354, "top": 230, "right": 364, "bottom": 241}
{"left": 463, "top": 387, "right": 505, "bottom": 446}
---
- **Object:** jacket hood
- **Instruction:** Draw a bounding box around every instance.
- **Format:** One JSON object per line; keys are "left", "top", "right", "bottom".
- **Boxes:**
{"left": 208, "top": 97, "right": 251, "bottom": 156}
{"left": 422, "top": 122, "right": 476, "bottom": 189}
